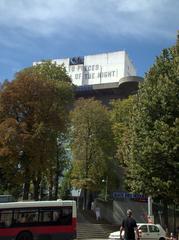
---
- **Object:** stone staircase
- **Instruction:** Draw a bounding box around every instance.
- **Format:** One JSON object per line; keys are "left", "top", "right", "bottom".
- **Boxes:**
{"left": 77, "top": 223, "right": 119, "bottom": 239}
{"left": 77, "top": 209, "right": 119, "bottom": 239}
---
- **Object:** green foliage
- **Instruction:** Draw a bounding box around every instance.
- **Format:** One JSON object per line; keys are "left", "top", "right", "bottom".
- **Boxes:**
{"left": 0, "top": 62, "right": 74, "bottom": 199}
{"left": 126, "top": 45, "right": 179, "bottom": 202}
{"left": 33, "top": 60, "right": 71, "bottom": 83}
{"left": 70, "top": 98, "right": 116, "bottom": 192}
{"left": 110, "top": 96, "right": 135, "bottom": 166}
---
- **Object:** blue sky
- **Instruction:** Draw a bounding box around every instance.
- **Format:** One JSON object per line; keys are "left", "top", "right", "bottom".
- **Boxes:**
{"left": 0, "top": 0, "right": 179, "bottom": 83}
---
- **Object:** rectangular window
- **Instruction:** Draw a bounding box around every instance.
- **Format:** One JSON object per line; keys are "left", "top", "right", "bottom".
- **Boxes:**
{"left": 139, "top": 225, "right": 148, "bottom": 233}
{"left": 13, "top": 208, "right": 39, "bottom": 227}
{"left": 0, "top": 210, "right": 13, "bottom": 228}
{"left": 39, "top": 207, "right": 72, "bottom": 226}
{"left": 149, "top": 225, "right": 159, "bottom": 232}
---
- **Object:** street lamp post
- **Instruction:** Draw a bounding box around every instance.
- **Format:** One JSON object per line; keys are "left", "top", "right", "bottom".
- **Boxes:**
{"left": 148, "top": 196, "right": 154, "bottom": 223}
{"left": 102, "top": 176, "right": 108, "bottom": 201}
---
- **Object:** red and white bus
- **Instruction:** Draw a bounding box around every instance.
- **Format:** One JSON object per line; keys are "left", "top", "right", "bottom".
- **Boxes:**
{"left": 0, "top": 199, "right": 77, "bottom": 240}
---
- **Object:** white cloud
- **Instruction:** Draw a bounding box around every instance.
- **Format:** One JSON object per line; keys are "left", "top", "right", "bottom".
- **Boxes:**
{"left": 0, "top": 0, "right": 178, "bottom": 40}
{"left": 0, "top": 0, "right": 178, "bottom": 82}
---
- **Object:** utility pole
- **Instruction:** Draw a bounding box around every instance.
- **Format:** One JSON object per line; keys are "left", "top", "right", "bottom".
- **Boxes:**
{"left": 102, "top": 176, "right": 108, "bottom": 201}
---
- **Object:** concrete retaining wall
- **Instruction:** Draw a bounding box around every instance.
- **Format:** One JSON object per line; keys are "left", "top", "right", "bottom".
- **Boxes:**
{"left": 94, "top": 198, "right": 148, "bottom": 224}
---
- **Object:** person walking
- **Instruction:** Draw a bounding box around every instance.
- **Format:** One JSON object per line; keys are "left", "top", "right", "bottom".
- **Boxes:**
{"left": 120, "top": 209, "right": 140, "bottom": 240}
{"left": 95, "top": 207, "right": 101, "bottom": 221}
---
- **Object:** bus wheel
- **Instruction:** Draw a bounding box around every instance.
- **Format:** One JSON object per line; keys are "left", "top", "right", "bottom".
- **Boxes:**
{"left": 16, "top": 231, "right": 33, "bottom": 240}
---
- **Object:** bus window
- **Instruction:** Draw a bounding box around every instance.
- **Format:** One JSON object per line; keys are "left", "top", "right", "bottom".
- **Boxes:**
{"left": 60, "top": 207, "right": 72, "bottom": 225}
{"left": 14, "top": 208, "right": 38, "bottom": 226}
{"left": 39, "top": 207, "right": 72, "bottom": 226}
{"left": 0, "top": 210, "right": 13, "bottom": 227}
{"left": 39, "top": 208, "right": 53, "bottom": 224}
{"left": 19, "top": 213, "right": 26, "bottom": 223}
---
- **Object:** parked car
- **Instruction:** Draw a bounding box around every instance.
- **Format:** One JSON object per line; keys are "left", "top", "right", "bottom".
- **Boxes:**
{"left": 109, "top": 223, "right": 166, "bottom": 240}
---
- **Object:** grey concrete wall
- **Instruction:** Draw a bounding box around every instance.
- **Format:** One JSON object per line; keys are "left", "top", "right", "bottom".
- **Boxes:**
{"left": 112, "top": 199, "right": 148, "bottom": 224}
{"left": 94, "top": 198, "right": 148, "bottom": 225}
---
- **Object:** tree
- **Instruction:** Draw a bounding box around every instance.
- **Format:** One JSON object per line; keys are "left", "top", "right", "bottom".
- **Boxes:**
{"left": 47, "top": 134, "right": 71, "bottom": 200}
{"left": 110, "top": 96, "right": 136, "bottom": 189}
{"left": 0, "top": 61, "right": 74, "bottom": 199}
{"left": 110, "top": 96, "right": 135, "bottom": 164}
{"left": 126, "top": 34, "right": 179, "bottom": 207}
{"left": 59, "top": 168, "right": 72, "bottom": 200}
{"left": 70, "top": 98, "right": 115, "bottom": 209}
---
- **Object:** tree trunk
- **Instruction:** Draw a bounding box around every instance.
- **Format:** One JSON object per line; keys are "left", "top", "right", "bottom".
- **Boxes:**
{"left": 173, "top": 202, "right": 176, "bottom": 236}
{"left": 48, "top": 169, "right": 54, "bottom": 200}
{"left": 83, "top": 189, "right": 87, "bottom": 210}
{"left": 33, "top": 176, "right": 41, "bottom": 201}
{"left": 54, "top": 149, "right": 60, "bottom": 200}
{"left": 163, "top": 199, "right": 169, "bottom": 232}
{"left": 54, "top": 174, "right": 59, "bottom": 199}
{"left": 39, "top": 178, "right": 46, "bottom": 200}
{"left": 22, "top": 153, "right": 30, "bottom": 200}
{"left": 23, "top": 180, "right": 30, "bottom": 200}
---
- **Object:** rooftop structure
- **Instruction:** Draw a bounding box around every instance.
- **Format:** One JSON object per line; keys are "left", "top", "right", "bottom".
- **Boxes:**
{"left": 34, "top": 50, "right": 137, "bottom": 86}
